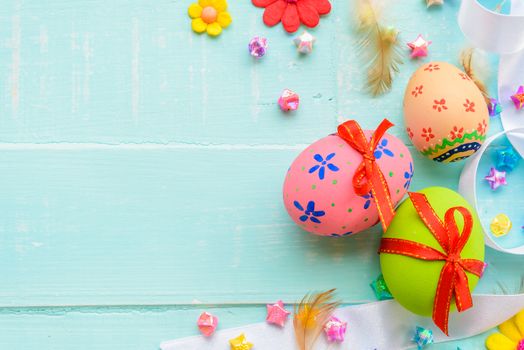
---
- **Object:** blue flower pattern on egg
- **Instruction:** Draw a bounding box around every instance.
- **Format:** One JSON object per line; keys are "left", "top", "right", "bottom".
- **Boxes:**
{"left": 294, "top": 200, "right": 325, "bottom": 224}
{"left": 404, "top": 162, "right": 414, "bottom": 189}
{"left": 362, "top": 192, "right": 373, "bottom": 210}
{"left": 308, "top": 153, "right": 339, "bottom": 180}
{"left": 374, "top": 139, "right": 395, "bottom": 159}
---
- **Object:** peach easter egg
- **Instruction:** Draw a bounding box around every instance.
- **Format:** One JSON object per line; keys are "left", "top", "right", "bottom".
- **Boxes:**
{"left": 403, "top": 62, "right": 489, "bottom": 163}
{"left": 283, "top": 131, "right": 414, "bottom": 237}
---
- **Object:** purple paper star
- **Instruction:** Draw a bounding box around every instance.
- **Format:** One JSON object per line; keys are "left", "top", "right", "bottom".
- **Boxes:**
{"left": 484, "top": 167, "right": 507, "bottom": 190}
{"left": 407, "top": 35, "right": 431, "bottom": 58}
{"left": 511, "top": 86, "right": 524, "bottom": 110}
{"left": 266, "top": 300, "right": 290, "bottom": 327}
{"left": 487, "top": 98, "right": 502, "bottom": 117}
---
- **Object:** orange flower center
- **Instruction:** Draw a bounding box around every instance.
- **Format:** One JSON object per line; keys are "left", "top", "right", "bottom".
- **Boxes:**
{"left": 201, "top": 6, "right": 218, "bottom": 24}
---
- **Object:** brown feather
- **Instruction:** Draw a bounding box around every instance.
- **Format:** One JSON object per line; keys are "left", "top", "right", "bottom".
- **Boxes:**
{"left": 460, "top": 48, "right": 491, "bottom": 104}
{"left": 293, "top": 289, "right": 340, "bottom": 350}
{"left": 355, "top": 0, "right": 403, "bottom": 96}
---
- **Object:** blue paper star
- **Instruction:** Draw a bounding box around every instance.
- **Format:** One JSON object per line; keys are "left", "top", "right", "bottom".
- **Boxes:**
{"left": 496, "top": 146, "right": 521, "bottom": 172}
{"left": 412, "top": 326, "right": 433, "bottom": 350}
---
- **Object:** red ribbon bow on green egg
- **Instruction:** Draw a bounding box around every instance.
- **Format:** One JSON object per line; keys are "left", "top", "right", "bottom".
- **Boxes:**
{"left": 380, "top": 191, "right": 486, "bottom": 335}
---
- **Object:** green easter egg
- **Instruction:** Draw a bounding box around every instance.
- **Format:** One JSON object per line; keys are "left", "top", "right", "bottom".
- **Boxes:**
{"left": 380, "top": 187, "right": 485, "bottom": 316}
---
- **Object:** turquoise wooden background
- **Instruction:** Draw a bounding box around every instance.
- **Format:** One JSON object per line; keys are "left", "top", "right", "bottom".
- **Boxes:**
{"left": 0, "top": 0, "right": 521, "bottom": 349}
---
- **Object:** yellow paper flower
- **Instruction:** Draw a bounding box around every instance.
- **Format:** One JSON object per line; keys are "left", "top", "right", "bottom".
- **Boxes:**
{"left": 188, "top": 0, "right": 232, "bottom": 37}
{"left": 486, "top": 309, "right": 524, "bottom": 350}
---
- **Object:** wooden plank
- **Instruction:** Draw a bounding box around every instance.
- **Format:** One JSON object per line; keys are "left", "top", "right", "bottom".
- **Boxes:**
{"left": 0, "top": 0, "right": 338, "bottom": 144}
{"left": 0, "top": 147, "right": 520, "bottom": 306}
{"left": 0, "top": 305, "right": 495, "bottom": 349}
{"left": 0, "top": 0, "right": 520, "bottom": 348}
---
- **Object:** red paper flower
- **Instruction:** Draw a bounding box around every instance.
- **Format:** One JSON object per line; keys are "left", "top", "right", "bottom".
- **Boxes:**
{"left": 252, "top": 0, "right": 331, "bottom": 33}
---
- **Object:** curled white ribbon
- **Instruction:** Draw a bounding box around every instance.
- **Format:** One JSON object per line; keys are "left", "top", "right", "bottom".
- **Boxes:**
{"left": 459, "top": 0, "right": 524, "bottom": 154}
{"left": 458, "top": 0, "right": 524, "bottom": 54}
{"left": 459, "top": 127, "right": 524, "bottom": 255}
{"left": 160, "top": 295, "right": 524, "bottom": 349}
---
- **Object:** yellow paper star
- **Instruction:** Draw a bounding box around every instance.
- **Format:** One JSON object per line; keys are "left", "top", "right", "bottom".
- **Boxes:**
{"left": 229, "top": 333, "right": 254, "bottom": 350}
{"left": 427, "top": 0, "right": 444, "bottom": 7}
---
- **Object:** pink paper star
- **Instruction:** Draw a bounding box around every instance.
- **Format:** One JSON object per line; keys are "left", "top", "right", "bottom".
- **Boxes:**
{"left": 485, "top": 167, "right": 507, "bottom": 190}
{"left": 266, "top": 300, "right": 290, "bottom": 327}
{"left": 197, "top": 312, "right": 218, "bottom": 337}
{"left": 511, "top": 85, "right": 524, "bottom": 110}
{"left": 407, "top": 35, "right": 431, "bottom": 58}
{"left": 324, "top": 316, "right": 347, "bottom": 343}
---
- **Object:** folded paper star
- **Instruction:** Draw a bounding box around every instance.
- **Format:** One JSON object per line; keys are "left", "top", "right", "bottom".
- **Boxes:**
{"left": 266, "top": 300, "right": 290, "bottom": 327}
{"left": 490, "top": 213, "right": 512, "bottom": 237}
{"left": 324, "top": 316, "right": 347, "bottom": 343}
{"left": 485, "top": 167, "right": 507, "bottom": 190}
{"left": 407, "top": 35, "right": 431, "bottom": 58}
{"left": 511, "top": 85, "right": 524, "bottom": 110}
{"left": 427, "top": 0, "right": 444, "bottom": 7}
{"left": 229, "top": 333, "right": 253, "bottom": 350}
{"left": 412, "top": 326, "right": 434, "bottom": 350}
{"left": 496, "top": 146, "right": 520, "bottom": 172}
{"left": 370, "top": 274, "right": 393, "bottom": 300}
{"left": 294, "top": 31, "right": 316, "bottom": 54}
{"left": 197, "top": 312, "right": 218, "bottom": 337}
{"left": 488, "top": 98, "right": 502, "bottom": 117}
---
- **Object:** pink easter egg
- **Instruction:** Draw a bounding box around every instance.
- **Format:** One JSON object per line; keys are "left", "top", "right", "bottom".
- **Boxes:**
{"left": 283, "top": 131, "right": 414, "bottom": 237}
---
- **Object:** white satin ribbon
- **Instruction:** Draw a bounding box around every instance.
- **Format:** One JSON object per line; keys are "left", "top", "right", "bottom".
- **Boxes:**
{"left": 160, "top": 294, "right": 524, "bottom": 349}
{"left": 458, "top": 0, "right": 524, "bottom": 54}
{"left": 458, "top": 0, "right": 524, "bottom": 154}
{"left": 459, "top": 127, "right": 524, "bottom": 255}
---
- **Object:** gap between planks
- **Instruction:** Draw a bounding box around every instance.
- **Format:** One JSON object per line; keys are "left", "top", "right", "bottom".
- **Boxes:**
{"left": 0, "top": 302, "right": 366, "bottom": 315}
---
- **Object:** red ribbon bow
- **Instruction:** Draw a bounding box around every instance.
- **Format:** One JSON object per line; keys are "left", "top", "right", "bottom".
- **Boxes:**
{"left": 379, "top": 192, "right": 485, "bottom": 335}
{"left": 337, "top": 119, "right": 396, "bottom": 231}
